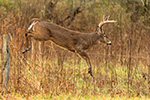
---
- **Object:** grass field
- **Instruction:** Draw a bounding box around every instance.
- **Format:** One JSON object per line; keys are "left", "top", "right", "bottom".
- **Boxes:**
{"left": 1, "top": 56, "right": 150, "bottom": 100}
{"left": 0, "top": 0, "right": 150, "bottom": 99}
{"left": 0, "top": 93, "right": 150, "bottom": 100}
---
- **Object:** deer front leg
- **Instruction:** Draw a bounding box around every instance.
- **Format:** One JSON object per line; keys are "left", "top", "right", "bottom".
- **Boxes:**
{"left": 22, "top": 33, "right": 32, "bottom": 54}
{"left": 76, "top": 50, "right": 93, "bottom": 77}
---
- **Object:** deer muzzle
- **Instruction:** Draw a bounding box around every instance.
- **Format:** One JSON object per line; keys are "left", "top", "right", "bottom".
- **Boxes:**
{"left": 107, "top": 41, "right": 112, "bottom": 45}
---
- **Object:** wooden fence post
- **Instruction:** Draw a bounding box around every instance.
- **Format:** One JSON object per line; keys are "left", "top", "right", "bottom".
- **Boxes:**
{"left": 1, "top": 34, "right": 9, "bottom": 93}
{"left": 148, "top": 65, "right": 150, "bottom": 96}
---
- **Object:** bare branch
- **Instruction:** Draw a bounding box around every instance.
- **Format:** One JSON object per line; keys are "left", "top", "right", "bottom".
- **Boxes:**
{"left": 140, "top": 0, "right": 145, "bottom": 6}
{"left": 57, "top": 6, "right": 84, "bottom": 26}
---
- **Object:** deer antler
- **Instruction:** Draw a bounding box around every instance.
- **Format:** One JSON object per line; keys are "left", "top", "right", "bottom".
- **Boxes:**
{"left": 98, "top": 15, "right": 117, "bottom": 29}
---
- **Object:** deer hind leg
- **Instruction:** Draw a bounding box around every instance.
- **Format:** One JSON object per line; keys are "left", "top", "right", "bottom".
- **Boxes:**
{"left": 76, "top": 50, "right": 93, "bottom": 77}
{"left": 22, "top": 33, "right": 32, "bottom": 54}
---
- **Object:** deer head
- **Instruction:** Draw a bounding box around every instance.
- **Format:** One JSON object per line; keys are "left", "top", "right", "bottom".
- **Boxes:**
{"left": 96, "top": 15, "right": 116, "bottom": 45}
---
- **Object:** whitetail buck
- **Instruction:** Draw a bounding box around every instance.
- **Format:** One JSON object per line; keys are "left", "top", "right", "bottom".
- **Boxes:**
{"left": 23, "top": 15, "right": 116, "bottom": 77}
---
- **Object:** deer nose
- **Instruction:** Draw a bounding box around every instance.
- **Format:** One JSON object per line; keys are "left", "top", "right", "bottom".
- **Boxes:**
{"left": 25, "top": 33, "right": 28, "bottom": 37}
{"left": 107, "top": 41, "right": 111, "bottom": 45}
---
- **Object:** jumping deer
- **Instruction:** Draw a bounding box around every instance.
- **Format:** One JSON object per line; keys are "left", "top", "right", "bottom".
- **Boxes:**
{"left": 23, "top": 15, "right": 116, "bottom": 77}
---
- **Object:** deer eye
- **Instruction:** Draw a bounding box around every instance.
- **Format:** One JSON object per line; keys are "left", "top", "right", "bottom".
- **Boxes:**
{"left": 103, "top": 34, "right": 106, "bottom": 37}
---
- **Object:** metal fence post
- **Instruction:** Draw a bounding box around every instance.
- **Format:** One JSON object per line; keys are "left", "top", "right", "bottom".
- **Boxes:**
{"left": 6, "top": 34, "right": 9, "bottom": 93}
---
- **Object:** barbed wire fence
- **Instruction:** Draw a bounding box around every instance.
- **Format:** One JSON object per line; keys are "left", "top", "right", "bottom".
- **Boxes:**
{"left": 0, "top": 33, "right": 150, "bottom": 97}
{"left": 1, "top": 40, "right": 150, "bottom": 96}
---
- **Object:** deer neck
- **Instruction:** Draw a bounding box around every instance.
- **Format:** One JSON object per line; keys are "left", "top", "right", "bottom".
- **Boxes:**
{"left": 91, "top": 33, "right": 105, "bottom": 44}
{"left": 83, "top": 32, "right": 100, "bottom": 46}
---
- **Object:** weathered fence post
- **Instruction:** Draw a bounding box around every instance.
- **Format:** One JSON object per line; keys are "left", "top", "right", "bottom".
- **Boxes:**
{"left": 148, "top": 65, "right": 150, "bottom": 96}
{"left": 1, "top": 34, "right": 9, "bottom": 93}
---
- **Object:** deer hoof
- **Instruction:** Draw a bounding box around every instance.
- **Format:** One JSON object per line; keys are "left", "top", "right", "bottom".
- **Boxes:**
{"left": 22, "top": 49, "right": 27, "bottom": 54}
{"left": 88, "top": 69, "right": 93, "bottom": 77}
{"left": 22, "top": 50, "right": 26, "bottom": 54}
{"left": 22, "top": 48, "right": 31, "bottom": 54}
